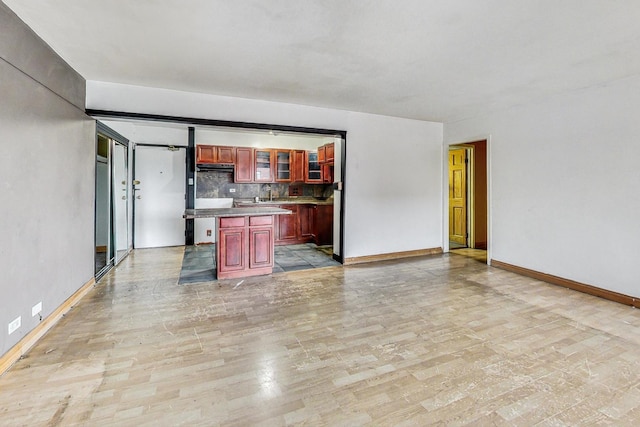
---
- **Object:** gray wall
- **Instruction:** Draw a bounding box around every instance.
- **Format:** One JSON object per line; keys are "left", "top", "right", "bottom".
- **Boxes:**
{"left": 0, "top": 3, "right": 95, "bottom": 357}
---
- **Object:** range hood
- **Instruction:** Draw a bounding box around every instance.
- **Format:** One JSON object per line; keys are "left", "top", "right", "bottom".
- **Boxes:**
{"left": 197, "top": 163, "right": 235, "bottom": 171}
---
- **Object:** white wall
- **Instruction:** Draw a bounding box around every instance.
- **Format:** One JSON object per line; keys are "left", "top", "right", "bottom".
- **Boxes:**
{"left": 196, "top": 128, "right": 333, "bottom": 150}
{"left": 87, "top": 81, "right": 444, "bottom": 259}
{"left": 445, "top": 75, "right": 640, "bottom": 298}
{"left": 100, "top": 121, "right": 190, "bottom": 147}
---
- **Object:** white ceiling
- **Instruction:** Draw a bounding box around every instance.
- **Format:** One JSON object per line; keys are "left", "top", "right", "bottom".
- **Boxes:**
{"left": 5, "top": 0, "right": 640, "bottom": 122}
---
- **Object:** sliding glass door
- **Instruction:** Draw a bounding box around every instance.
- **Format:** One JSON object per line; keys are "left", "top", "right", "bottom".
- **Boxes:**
{"left": 95, "top": 123, "right": 130, "bottom": 279}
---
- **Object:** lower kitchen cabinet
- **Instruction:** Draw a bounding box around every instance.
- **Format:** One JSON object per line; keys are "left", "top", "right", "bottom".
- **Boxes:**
{"left": 275, "top": 204, "right": 299, "bottom": 244}
{"left": 217, "top": 217, "right": 247, "bottom": 275}
{"left": 249, "top": 218, "right": 273, "bottom": 269}
{"left": 217, "top": 215, "right": 275, "bottom": 279}
{"left": 299, "top": 204, "right": 314, "bottom": 240}
{"left": 314, "top": 204, "right": 333, "bottom": 246}
{"left": 272, "top": 203, "right": 333, "bottom": 246}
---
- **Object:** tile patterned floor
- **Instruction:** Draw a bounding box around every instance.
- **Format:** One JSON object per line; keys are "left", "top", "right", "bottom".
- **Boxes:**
{"left": 1, "top": 248, "right": 640, "bottom": 425}
{"left": 179, "top": 243, "right": 339, "bottom": 284}
{"left": 450, "top": 247, "right": 488, "bottom": 264}
{"left": 273, "top": 244, "right": 340, "bottom": 273}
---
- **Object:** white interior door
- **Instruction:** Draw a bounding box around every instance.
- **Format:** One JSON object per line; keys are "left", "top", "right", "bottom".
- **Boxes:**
{"left": 134, "top": 146, "right": 186, "bottom": 248}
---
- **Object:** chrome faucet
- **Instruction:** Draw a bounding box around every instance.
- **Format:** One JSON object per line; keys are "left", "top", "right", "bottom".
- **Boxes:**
{"left": 261, "top": 184, "right": 272, "bottom": 201}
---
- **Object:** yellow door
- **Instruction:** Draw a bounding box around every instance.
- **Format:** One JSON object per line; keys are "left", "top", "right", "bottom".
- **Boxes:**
{"left": 449, "top": 148, "right": 467, "bottom": 246}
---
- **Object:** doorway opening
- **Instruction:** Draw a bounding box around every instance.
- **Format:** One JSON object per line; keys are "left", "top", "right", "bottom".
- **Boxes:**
{"left": 133, "top": 144, "right": 187, "bottom": 248}
{"left": 88, "top": 111, "right": 346, "bottom": 266}
{"left": 448, "top": 140, "right": 488, "bottom": 264}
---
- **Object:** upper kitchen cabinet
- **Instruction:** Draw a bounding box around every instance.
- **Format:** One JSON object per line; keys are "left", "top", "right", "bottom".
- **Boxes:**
{"left": 322, "top": 163, "right": 334, "bottom": 183}
{"left": 254, "top": 149, "right": 274, "bottom": 182}
{"left": 318, "top": 144, "right": 326, "bottom": 164}
{"left": 196, "top": 145, "right": 235, "bottom": 164}
{"left": 235, "top": 147, "right": 253, "bottom": 183}
{"left": 305, "top": 151, "right": 322, "bottom": 183}
{"left": 317, "top": 143, "right": 334, "bottom": 164}
{"left": 275, "top": 150, "right": 291, "bottom": 182}
{"left": 291, "top": 150, "right": 306, "bottom": 183}
{"left": 325, "top": 143, "right": 334, "bottom": 163}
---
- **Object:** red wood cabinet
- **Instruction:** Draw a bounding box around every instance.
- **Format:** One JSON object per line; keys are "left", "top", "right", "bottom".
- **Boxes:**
{"left": 218, "top": 228, "right": 246, "bottom": 273}
{"left": 197, "top": 145, "right": 216, "bottom": 163}
{"left": 291, "top": 150, "right": 306, "bottom": 183}
{"left": 275, "top": 150, "right": 292, "bottom": 182}
{"left": 217, "top": 217, "right": 247, "bottom": 275}
{"left": 196, "top": 145, "right": 332, "bottom": 184}
{"left": 299, "top": 204, "right": 315, "bottom": 240}
{"left": 325, "top": 143, "right": 334, "bottom": 163}
{"left": 314, "top": 204, "right": 334, "bottom": 246}
{"left": 322, "top": 163, "right": 334, "bottom": 183}
{"left": 275, "top": 204, "right": 299, "bottom": 244}
{"left": 217, "top": 215, "right": 275, "bottom": 279}
{"left": 217, "top": 146, "right": 235, "bottom": 163}
{"left": 271, "top": 203, "right": 332, "bottom": 246}
{"left": 197, "top": 145, "right": 235, "bottom": 164}
{"left": 254, "top": 149, "right": 274, "bottom": 182}
{"left": 317, "top": 143, "right": 334, "bottom": 164}
{"left": 318, "top": 145, "right": 326, "bottom": 163}
{"left": 234, "top": 147, "right": 253, "bottom": 183}
{"left": 249, "top": 216, "right": 273, "bottom": 269}
{"left": 305, "top": 151, "right": 322, "bottom": 183}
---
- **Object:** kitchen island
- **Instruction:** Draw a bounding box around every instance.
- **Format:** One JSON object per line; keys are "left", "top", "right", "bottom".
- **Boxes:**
{"left": 234, "top": 199, "right": 334, "bottom": 246}
{"left": 184, "top": 207, "right": 291, "bottom": 279}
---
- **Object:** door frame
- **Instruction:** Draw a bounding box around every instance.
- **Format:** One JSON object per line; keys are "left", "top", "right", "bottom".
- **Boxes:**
{"left": 133, "top": 143, "right": 187, "bottom": 249}
{"left": 95, "top": 121, "right": 131, "bottom": 280}
{"left": 444, "top": 137, "right": 491, "bottom": 263}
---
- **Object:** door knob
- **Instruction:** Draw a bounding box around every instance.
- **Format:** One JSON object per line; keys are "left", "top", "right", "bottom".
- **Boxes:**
{"left": 136, "top": 195, "right": 141, "bottom": 199}
{"left": 122, "top": 196, "right": 126, "bottom": 200}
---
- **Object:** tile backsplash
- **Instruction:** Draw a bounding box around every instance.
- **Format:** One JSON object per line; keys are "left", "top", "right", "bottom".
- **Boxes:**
{"left": 196, "top": 170, "right": 332, "bottom": 199}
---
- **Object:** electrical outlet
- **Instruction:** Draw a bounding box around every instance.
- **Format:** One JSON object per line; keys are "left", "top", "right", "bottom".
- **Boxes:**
{"left": 229, "top": 188, "right": 236, "bottom": 193}
{"left": 8, "top": 316, "right": 21, "bottom": 335}
{"left": 32, "top": 301, "right": 42, "bottom": 317}
{"left": 206, "top": 229, "right": 211, "bottom": 236}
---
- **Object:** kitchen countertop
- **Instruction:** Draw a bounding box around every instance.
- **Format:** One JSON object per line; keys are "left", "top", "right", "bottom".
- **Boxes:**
{"left": 183, "top": 207, "right": 292, "bottom": 219}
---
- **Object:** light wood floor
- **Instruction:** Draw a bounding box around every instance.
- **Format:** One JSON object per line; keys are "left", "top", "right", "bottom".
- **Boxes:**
{"left": 1, "top": 248, "right": 640, "bottom": 426}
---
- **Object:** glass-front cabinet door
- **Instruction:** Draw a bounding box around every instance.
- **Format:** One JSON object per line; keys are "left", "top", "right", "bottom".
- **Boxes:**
{"left": 254, "top": 149, "right": 273, "bottom": 182}
{"left": 275, "top": 150, "right": 291, "bottom": 182}
{"left": 306, "top": 151, "right": 322, "bottom": 183}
